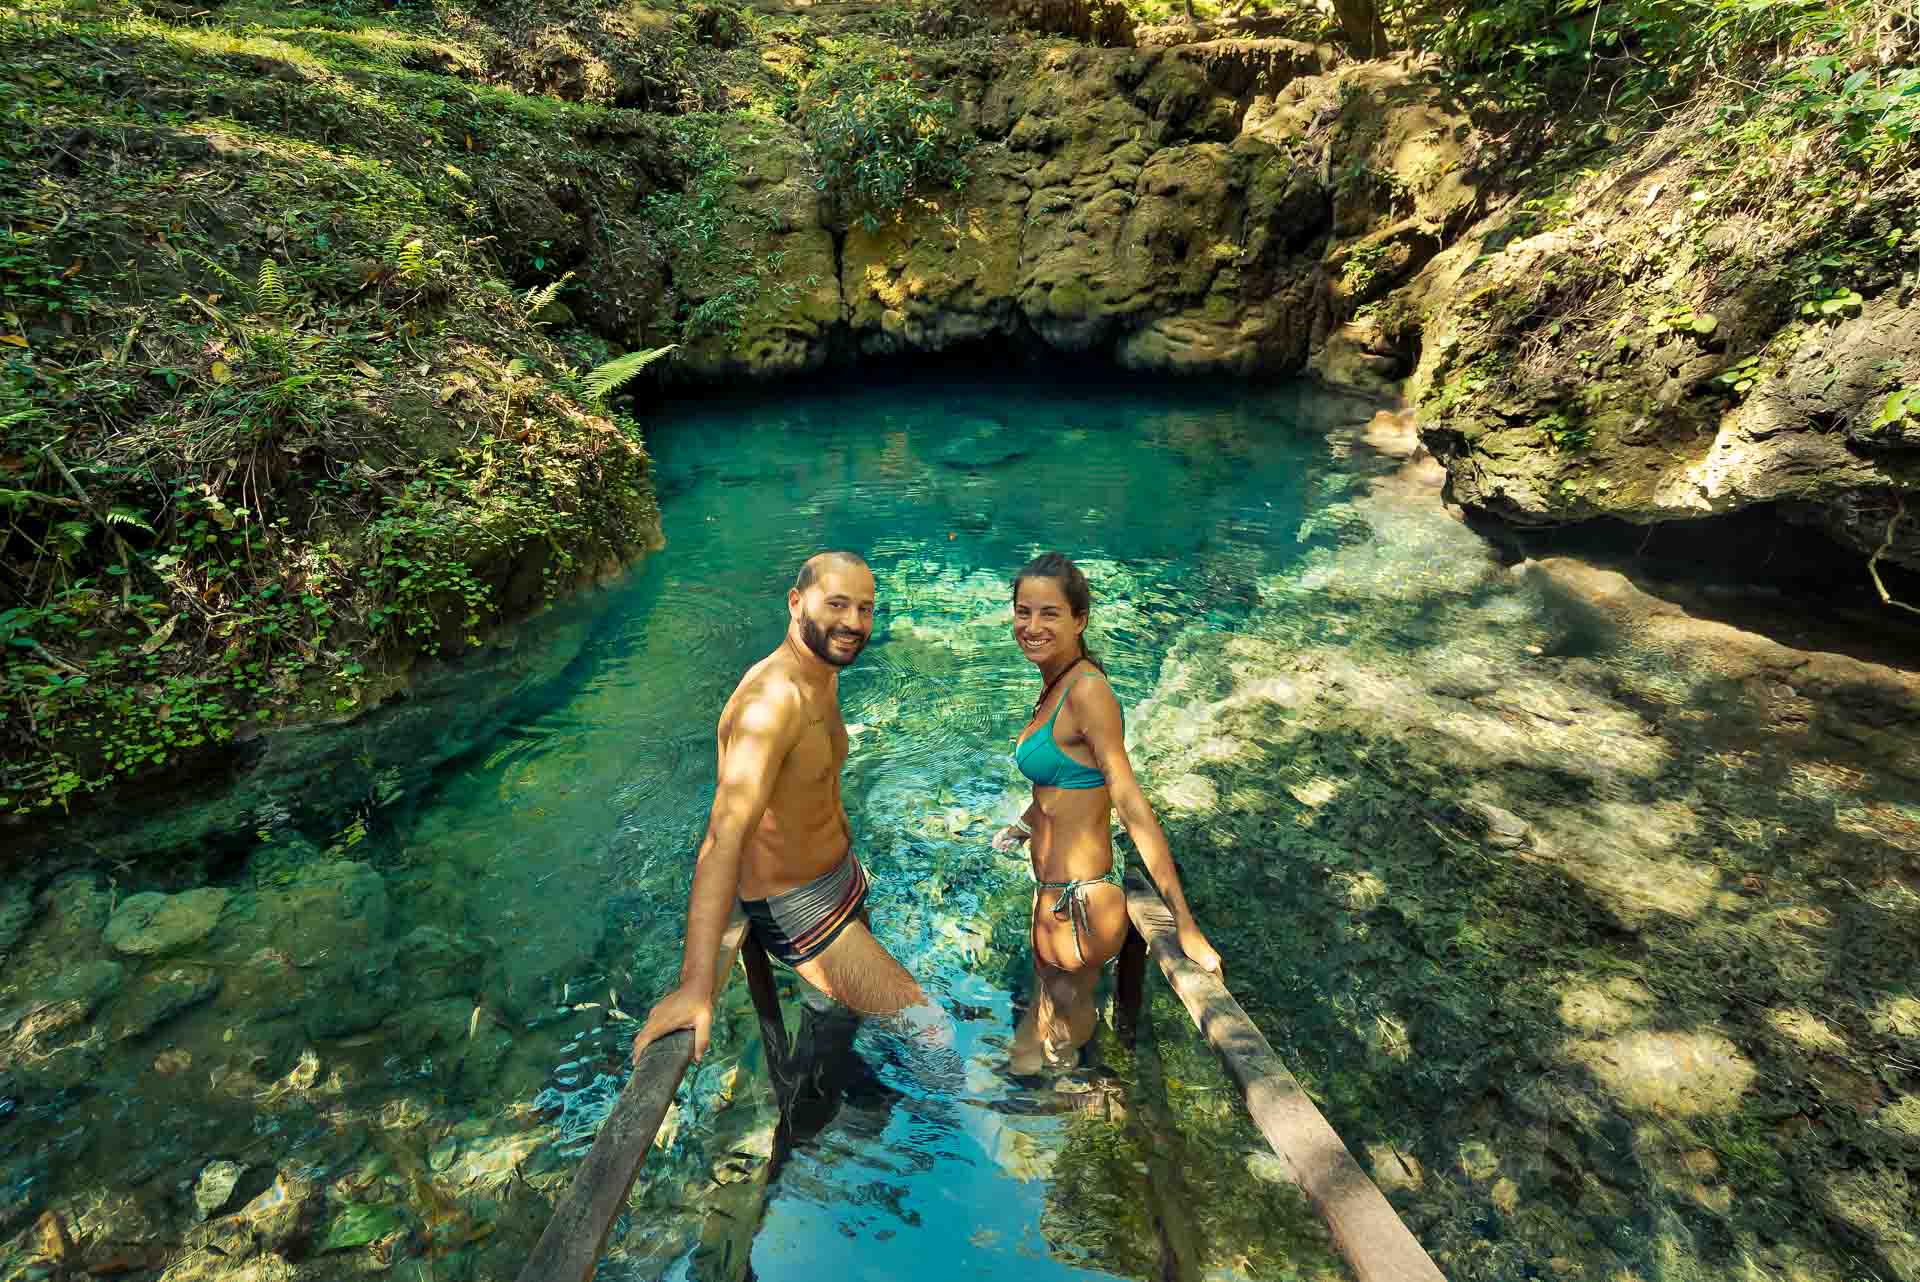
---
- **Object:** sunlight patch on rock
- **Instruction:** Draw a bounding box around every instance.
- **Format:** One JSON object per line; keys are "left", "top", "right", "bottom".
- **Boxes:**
{"left": 1568, "top": 1030, "right": 1755, "bottom": 1118}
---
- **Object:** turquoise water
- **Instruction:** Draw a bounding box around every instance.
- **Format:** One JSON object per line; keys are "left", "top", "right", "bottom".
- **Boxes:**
{"left": 12, "top": 372, "right": 1912, "bottom": 1282}
{"left": 0, "top": 373, "right": 1362, "bottom": 1282}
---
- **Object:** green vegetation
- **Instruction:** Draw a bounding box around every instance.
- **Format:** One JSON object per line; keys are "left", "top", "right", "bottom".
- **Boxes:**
{"left": 0, "top": 0, "right": 703, "bottom": 815}
{"left": 801, "top": 50, "right": 975, "bottom": 232}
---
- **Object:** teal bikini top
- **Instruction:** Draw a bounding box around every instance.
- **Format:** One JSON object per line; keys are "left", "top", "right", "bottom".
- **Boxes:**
{"left": 1015, "top": 670, "right": 1110, "bottom": 790}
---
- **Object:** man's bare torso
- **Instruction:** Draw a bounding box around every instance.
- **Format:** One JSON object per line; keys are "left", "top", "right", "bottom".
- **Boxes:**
{"left": 723, "top": 650, "right": 851, "bottom": 901}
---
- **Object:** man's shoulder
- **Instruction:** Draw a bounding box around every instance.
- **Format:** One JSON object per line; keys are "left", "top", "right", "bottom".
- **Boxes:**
{"left": 727, "top": 664, "right": 805, "bottom": 738}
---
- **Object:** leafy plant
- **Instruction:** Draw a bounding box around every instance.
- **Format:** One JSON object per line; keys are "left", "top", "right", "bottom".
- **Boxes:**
{"left": 1713, "top": 354, "right": 1761, "bottom": 396}
{"left": 1646, "top": 306, "right": 1718, "bottom": 338}
{"left": 1872, "top": 385, "right": 1920, "bottom": 430}
{"left": 801, "top": 53, "right": 974, "bottom": 232}
{"left": 581, "top": 346, "right": 678, "bottom": 406}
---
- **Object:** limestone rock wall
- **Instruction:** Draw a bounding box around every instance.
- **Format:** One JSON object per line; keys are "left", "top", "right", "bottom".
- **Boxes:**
{"left": 664, "top": 38, "right": 1445, "bottom": 381}
{"left": 1399, "top": 107, "right": 1920, "bottom": 574}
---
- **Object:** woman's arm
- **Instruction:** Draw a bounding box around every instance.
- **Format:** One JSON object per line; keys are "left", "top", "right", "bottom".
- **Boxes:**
{"left": 992, "top": 796, "right": 1041, "bottom": 851}
{"left": 1075, "top": 679, "right": 1222, "bottom": 974}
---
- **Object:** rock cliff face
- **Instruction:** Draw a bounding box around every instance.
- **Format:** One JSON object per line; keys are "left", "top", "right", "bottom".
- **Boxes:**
{"left": 659, "top": 42, "right": 1489, "bottom": 383}
{"left": 1397, "top": 105, "right": 1920, "bottom": 577}
{"left": 612, "top": 17, "right": 1920, "bottom": 587}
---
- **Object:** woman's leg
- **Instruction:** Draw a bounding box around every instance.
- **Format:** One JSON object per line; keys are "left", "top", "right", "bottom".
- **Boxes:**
{"left": 1009, "top": 954, "right": 1045, "bottom": 1075}
{"left": 1027, "top": 883, "right": 1127, "bottom": 1068}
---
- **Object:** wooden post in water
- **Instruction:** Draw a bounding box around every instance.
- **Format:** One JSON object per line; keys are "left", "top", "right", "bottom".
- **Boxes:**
{"left": 1114, "top": 922, "right": 1148, "bottom": 1043}
{"left": 1122, "top": 870, "right": 1447, "bottom": 1282}
{"left": 515, "top": 914, "right": 749, "bottom": 1282}
{"left": 739, "top": 931, "right": 793, "bottom": 1099}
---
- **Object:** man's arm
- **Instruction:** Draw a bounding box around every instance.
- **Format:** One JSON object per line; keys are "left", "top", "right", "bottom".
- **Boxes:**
{"left": 632, "top": 690, "right": 797, "bottom": 1062}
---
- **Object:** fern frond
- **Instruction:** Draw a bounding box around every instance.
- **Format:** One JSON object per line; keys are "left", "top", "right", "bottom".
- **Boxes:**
{"left": 105, "top": 506, "right": 157, "bottom": 535}
{"left": 581, "top": 345, "right": 677, "bottom": 405}
{"left": 255, "top": 260, "right": 289, "bottom": 314}
{"left": 523, "top": 271, "right": 575, "bottom": 322}
{"left": 384, "top": 226, "right": 426, "bottom": 280}
{"left": 186, "top": 250, "right": 248, "bottom": 299}
{"left": 396, "top": 238, "right": 425, "bottom": 280}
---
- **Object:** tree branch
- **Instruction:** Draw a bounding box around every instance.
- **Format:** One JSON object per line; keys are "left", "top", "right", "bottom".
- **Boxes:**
{"left": 1868, "top": 493, "right": 1920, "bottom": 617}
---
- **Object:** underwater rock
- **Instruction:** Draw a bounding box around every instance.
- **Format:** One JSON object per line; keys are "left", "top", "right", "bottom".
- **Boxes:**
{"left": 1466, "top": 800, "right": 1530, "bottom": 849}
{"left": 193, "top": 1160, "right": 244, "bottom": 1221}
{"left": 0, "top": 880, "right": 34, "bottom": 957}
{"left": 234, "top": 1171, "right": 322, "bottom": 1254}
{"left": 319, "top": 1201, "right": 409, "bottom": 1252}
{"left": 217, "top": 862, "right": 396, "bottom": 1039}
{"left": 64, "top": 1188, "right": 170, "bottom": 1276}
{"left": 934, "top": 419, "right": 1027, "bottom": 470}
{"left": 104, "top": 889, "right": 231, "bottom": 957}
{"left": 39, "top": 873, "right": 110, "bottom": 948}
{"left": 161, "top": 1251, "right": 298, "bottom": 1282}
{"left": 0, "top": 959, "right": 124, "bottom": 1050}
{"left": 1568, "top": 1030, "right": 1756, "bottom": 1118}
{"left": 398, "top": 925, "right": 482, "bottom": 1002}
{"left": 110, "top": 964, "right": 221, "bottom": 1042}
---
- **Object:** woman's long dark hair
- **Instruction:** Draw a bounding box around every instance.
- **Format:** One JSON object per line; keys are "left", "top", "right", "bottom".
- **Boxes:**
{"left": 1012, "top": 552, "right": 1104, "bottom": 672}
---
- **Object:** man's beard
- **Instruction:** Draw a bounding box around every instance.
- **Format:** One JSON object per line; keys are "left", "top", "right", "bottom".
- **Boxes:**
{"left": 800, "top": 613, "right": 867, "bottom": 667}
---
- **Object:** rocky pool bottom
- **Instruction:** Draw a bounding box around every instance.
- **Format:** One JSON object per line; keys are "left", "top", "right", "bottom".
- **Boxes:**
{"left": 3, "top": 399, "right": 1919, "bottom": 1282}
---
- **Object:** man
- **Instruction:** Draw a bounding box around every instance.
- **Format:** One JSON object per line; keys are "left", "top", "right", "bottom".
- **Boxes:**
{"left": 632, "top": 551, "right": 927, "bottom": 1064}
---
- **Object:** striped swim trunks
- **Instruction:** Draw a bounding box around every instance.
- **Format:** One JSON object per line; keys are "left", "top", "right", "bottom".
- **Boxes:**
{"left": 741, "top": 852, "right": 869, "bottom": 966}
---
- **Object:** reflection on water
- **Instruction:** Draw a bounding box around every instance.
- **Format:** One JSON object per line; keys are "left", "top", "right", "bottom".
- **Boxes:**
{"left": 0, "top": 373, "right": 1359, "bottom": 1282}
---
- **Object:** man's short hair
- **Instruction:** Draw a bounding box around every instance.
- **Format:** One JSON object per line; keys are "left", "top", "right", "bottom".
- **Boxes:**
{"left": 793, "top": 550, "right": 870, "bottom": 593}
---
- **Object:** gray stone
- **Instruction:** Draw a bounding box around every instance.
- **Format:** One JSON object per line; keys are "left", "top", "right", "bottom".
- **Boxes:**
{"left": 193, "top": 1160, "right": 243, "bottom": 1222}
{"left": 104, "top": 888, "right": 231, "bottom": 957}
{"left": 110, "top": 964, "right": 222, "bottom": 1041}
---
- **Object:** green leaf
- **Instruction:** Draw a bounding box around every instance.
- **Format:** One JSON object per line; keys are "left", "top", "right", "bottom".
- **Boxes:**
{"left": 1874, "top": 388, "right": 1917, "bottom": 428}
{"left": 1690, "top": 313, "right": 1718, "bottom": 335}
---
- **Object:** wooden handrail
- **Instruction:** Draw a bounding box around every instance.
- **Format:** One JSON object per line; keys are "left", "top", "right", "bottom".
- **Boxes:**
{"left": 516, "top": 914, "right": 749, "bottom": 1282}
{"left": 1122, "top": 870, "right": 1447, "bottom": 1282}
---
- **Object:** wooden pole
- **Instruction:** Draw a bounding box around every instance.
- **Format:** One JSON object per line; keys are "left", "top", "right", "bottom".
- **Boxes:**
{"left": 1115, "top": 922, "right": 1148, "bottom": 1044}
{"left": 515, "top": 913, "right": 750, "bottom": 1282}
{"left": 1123, "top": 871, "right": 1446, "bottom": 1282}
{"left": 740, "top": 931, "right": 794, "bottom": 1100}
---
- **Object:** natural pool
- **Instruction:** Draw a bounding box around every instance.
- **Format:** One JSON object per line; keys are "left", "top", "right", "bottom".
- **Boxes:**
{"left": 3, "top": 372, "right": 1917, "bottom": 1282}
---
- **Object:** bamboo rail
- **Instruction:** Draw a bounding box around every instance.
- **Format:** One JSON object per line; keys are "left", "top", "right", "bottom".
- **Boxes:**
{"left": 514, "top": 913, "right": 750, "bottom": 1282}
{"left": 1121, "top": 869, "right": 1446, "bottom": 1282}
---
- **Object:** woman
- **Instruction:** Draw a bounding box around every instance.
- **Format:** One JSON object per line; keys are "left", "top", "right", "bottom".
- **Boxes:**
{"left": 992, "top": 552, "right": 1221, "bottom": 1073}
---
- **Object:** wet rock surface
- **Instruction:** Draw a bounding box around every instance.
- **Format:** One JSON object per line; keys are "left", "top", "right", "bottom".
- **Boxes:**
{"left": 104, "top": 888, "right": 231, "bottom": 957}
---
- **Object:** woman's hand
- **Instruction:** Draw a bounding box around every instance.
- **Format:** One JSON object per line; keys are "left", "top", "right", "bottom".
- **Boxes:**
{"left": 990, "top": 824, "right": 1031, "bottom": 853}
{"left": 1178, "top": 922, "right": 1222, "bottom": 976}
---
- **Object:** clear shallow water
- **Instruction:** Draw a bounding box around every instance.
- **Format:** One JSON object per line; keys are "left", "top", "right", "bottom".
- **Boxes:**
{"left": 11, "top": 373, "right": 1914, "bottom": 1282}
{"left": 0, "top": 373, "right": 1364, "bottom": 1282}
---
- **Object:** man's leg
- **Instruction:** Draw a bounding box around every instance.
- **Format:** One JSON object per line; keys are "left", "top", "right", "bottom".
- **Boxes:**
{"left": 792, "top": 918, "right": 927, "bottom": 1016}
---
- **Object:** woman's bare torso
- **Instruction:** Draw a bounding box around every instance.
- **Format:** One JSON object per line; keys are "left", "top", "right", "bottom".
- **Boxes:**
{"left": 1017, "top": 674, "right": 1128, "bottom": 969}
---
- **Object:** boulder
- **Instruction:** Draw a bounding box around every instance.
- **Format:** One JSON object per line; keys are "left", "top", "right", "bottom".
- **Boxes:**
{"left": 110, "top": 964, "right": 222, "bottom": 1041}
{"left": 104, "top": 888, "right": 231, "bottom": 957}
{"left": 194, "top": 1160, "right": 244, "bottom": 1222}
